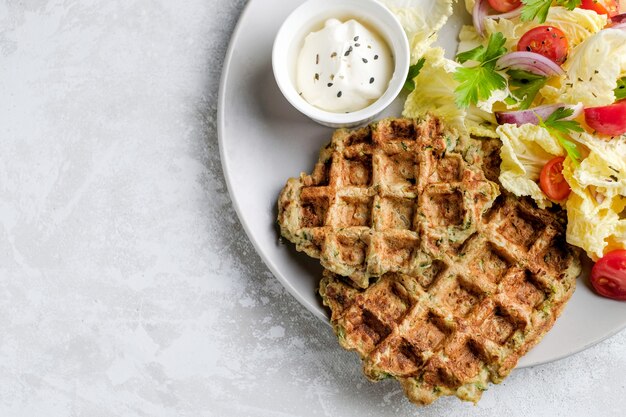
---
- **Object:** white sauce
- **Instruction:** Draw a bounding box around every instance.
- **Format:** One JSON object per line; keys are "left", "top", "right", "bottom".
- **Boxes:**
{"left": 296, "top": 18, "right": 394, "bottom": 113}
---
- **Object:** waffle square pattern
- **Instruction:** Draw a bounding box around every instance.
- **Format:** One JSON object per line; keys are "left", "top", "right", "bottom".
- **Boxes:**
{"left": 320, "top": 191, "right": 580, "bottom": 404}
{"left": 278, "top": 117, "right": 499, "bottom": 288}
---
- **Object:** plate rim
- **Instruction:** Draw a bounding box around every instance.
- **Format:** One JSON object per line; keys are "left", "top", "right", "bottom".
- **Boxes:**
{"left": 217, "top": 0, "right": 626, "bottom": 369}
{"left": 217, "top": 0, "right": 328, "bottom": 322}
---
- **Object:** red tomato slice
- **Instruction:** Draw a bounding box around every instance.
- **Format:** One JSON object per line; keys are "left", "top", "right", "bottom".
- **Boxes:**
{"left": 517, "top": 26, "right": 569, "bottom": 65}
{"left": 539, "top": 156, "right": 571, "bottom": 201}
{"left": 591, "top": 250, "right": 626, "bottom": 301}
{"left": 584, "top": 100, "right": 626, "bottom": 136}
{"left": 580, "top": 0, "right": 619, "bottom": 16}
{"left": 487, "top": 0, "right": 522, "bottom": 12}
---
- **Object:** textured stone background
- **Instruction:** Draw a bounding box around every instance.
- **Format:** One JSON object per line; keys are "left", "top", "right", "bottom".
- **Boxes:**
{"left": 1, "top": 0, "right": 625, "bottom": 416}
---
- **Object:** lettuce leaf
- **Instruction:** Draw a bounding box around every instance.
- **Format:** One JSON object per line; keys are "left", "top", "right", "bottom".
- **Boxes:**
{"left": 497, "top": 123, "right": 564, "bottom": 208}
{"left": 540, "top": 29, "right": 626, "bottom": 106}
{"left": 379, "top": 0, "right": 454, "bottom": 63}
{"left": 403, "top": 48, "right": 498, "bottom": 137}
{"left": 562, "top": 138, "right": 626, "bottom": 259}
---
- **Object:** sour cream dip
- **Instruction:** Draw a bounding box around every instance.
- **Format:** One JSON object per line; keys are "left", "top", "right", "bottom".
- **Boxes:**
{"left": 296, "top": 18, "right": 394, "bottom": 113}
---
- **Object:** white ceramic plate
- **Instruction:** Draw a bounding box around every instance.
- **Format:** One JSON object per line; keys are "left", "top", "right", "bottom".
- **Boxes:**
{"left": 218, "top": 0, "right": 626, "bottom": 367}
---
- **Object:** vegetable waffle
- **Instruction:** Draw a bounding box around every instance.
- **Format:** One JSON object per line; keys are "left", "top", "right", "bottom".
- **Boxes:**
{"left": 277, "top": 117, "right": 581, "bottom": 405}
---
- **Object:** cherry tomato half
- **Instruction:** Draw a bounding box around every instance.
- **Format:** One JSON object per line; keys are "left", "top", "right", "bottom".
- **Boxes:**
{"left": 591, "top": 250, "right": 626, "bottom": 301}
{"left": 487, "top": 0, "right": 522, "bottom": 12}
{"left": 584, "top": 100, "right": 626, "bottom": 136}
{"left": 539, "top": 156, "right": 571, "bottom": 201}
{"left": 517, "top": 26, "right": 569, "bottom": 65}
{"left": 579, "top": 0, "right": 619, "bottom": 16}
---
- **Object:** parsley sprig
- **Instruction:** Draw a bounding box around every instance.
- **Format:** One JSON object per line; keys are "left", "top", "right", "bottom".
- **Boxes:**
{"left": 508, "top": 70, "right": 547, "bottom": 110}
{"left": 453, "top": 33, "right": 508, "bottom": 108}
{"left": 403, "top": 58, "right": 426, "bottom": 92}
{"left": 521, "top": 0, "right": 582, "bottom": 23}
{"left": 538, "top": 107, "right": 584, "bottom": 164}
{"left": 615, "top": 77, "right": 626, "bottom": 101}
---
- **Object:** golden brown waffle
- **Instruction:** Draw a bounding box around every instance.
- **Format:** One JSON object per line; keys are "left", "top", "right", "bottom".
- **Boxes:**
{"left": 318, "top": 139, "right": 581, "bottom": 405}
{"left": 278, "top": 117, "right": 499, "bottom": 288}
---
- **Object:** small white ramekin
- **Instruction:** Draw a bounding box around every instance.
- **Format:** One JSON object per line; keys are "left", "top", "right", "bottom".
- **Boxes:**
{"left": 272, "top": 0, "right": 410, "bottom": 128}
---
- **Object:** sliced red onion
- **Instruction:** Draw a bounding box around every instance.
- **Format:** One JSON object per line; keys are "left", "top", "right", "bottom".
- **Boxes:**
{"left": 473, "top": 0, "right": 523, "bottom": 37}
{"left": 495, "top": 103, "right": 583, "bottom": 126}
{"left": 473, "top": 0, "right": 490, "bottom": 37}
{"left": 496, "top": 51, "right": 565, "bottom": 77}
{"left": 610, "top": 13, "right": 626, "bottom": 24}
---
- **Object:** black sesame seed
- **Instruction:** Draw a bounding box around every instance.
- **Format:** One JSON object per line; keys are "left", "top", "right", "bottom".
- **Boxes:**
{"left": 355, "top": 43, "right": 360, "bottom": 47}
{"left": 374, "top": 55, "right": 379, "bottom": 60}
{"left": 327, "top": 83, "right": 333, "bottom": 87}
{"left": 316, "top": 54, "right": 319, "bottom": 65}
{"left": 337, "top": 91, "right": 342, "bottom": 98}
{"left": 344, "top": 46, "right": 353, "bottom": 56}
{"left": 369, "top": 77, "right": 375, "bottom": 84}
{"left": 354, "top": 36, "right": 359, "bottom": 41}
{"left": 362, "top": 58, "right": 368, "bottom": 63}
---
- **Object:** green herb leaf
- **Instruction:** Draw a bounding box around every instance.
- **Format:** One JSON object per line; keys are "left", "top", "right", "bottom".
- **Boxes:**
{"left": 453, "top": 33, "right": 508, "bottom": 108}
{"left": 482, "top": 32, "right": 508, "bottom": 66}
{"left": 456, "top": 45, "right": 486, "bottom": 64}
{"left": 542, "top": 107, "right": 584, "bottom": 134}
{"left": 556, "top": 135, "right": 581, "bottom": 164}
{"left": 615, "top": 77, "right": 626, "bottom": 101}
{"left": 521, "top": 0, "right": 552, "bottom": 23}
{"left": 558, "top": 0, "right": 582, "bottom": 10}
{"left": 521, "top": 0, "right": 581, "bottom": 23}
{"left": 403, "top": 58, "right": 426, "bottom": 92}
{"left": 538, "top": 107, "right": 584, "bottom": 163}
{"left": 456, "top": 32, "right": 507, "bottom": 65}
{"left": 504, "top": 96, "right": 518, "bottom": 105}
{"left": 454, "top": 67, "right": 507, "bottom": 108}
{"left": 507, "top": 69, "right": 547, "bottom": 110}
